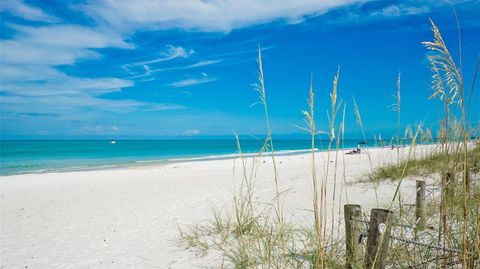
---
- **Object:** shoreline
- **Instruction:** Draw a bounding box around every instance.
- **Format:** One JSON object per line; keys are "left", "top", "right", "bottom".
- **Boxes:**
{"left": 0, "top": 143, "right": 404, "bottom": 177}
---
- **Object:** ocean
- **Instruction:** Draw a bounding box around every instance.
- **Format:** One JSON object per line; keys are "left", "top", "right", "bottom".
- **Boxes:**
{"left": 0, "top": 139, "right": 375, "bottom": 175}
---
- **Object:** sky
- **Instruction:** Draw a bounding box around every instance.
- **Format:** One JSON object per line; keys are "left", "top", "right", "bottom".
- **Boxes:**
{"left": 0, "top": 0, "right": 479, "bottom": 140}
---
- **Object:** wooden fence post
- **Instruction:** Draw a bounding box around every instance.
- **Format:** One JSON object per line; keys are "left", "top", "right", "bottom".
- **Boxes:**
{"left": 415, "top": 180, "right": 426, "bottom": 231}
{"left": 344, "top": 204, "right": 363, "bottom": 269}
{"left": 364, "top": 208, "right": 393, "bottom": 269}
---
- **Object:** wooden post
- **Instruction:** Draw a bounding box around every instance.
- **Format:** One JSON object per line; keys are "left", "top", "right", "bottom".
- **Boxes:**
{"left": 364, "top": 208, "right": 393, "bottom": 269}
{"left": 344, "top": 204, "right": 363, "bottom": 269}
{"left": 415, "top": 180, "right": 426, "bottom": 231}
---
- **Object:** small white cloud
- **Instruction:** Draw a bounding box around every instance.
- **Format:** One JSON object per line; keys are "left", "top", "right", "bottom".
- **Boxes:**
{"left": 0, "top": 0, "right": 59, "bottom": 22}
{"left": 372, "top": 5, "right": 429, "bottom": 17}
{"left": 379, "top": 5, "right": 401, "bottom": 17}
{"left": 81, "top": 125, "right": 121, "bottom": 135}
{"left": 168, "top": 77, "right": 218, "bottom": 88}
{"left": 142, "top": 104, "right": 186, "bottom": 111}
{"left": 125, "top": 45, "right": 193, "bottom": 68}
{"left": 189, "top": 59, "right": 223, "bottom": 68}
{"left": 165, "top": 45, "right": 194, "bottom": 59}
{"left": 184, "top": 129, "right": 200, "bottom": 136}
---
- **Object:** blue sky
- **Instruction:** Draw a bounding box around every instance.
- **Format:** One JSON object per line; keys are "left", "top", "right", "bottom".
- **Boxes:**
{"left": 0, "top": 0, "right": 479, "bottom": 139}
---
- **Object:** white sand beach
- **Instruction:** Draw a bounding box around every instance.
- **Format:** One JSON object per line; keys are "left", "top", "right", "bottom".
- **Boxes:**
{"left": 0, "top": 145, "right": 438, "bottom": 269}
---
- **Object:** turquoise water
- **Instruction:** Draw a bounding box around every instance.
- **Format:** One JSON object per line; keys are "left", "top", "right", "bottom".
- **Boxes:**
{"left": 0, "top": 139, "right": 369, "bottom": 175}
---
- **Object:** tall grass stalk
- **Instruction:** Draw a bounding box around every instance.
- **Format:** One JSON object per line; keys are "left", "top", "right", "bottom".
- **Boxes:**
{"left": 395, "top": 73, "right": 401, "bottom": 163}
{"left": 302, "top": 75, "right": 323, "bottom": 268}
{"left": 324, "top": 67, "right": 343, "bottom": 242}
{"left": 254, "top": 47, "right": 283, "bottom": 226}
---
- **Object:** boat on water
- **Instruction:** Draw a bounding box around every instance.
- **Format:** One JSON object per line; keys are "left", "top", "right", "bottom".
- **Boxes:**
{"left": 110, "top": 140, "right": 117, "bottom": 144}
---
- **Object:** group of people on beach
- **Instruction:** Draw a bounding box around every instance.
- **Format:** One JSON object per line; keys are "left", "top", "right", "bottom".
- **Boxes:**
{"left": 346, "top": 145, "right": 362, "bottom": 155}
{"left": 346, "top": 143, "right": 406, "bottom": 155}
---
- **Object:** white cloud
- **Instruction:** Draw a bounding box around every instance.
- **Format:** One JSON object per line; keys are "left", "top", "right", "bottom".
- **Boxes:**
{"left": 188, "top": 59, "right": 223, "bottom": 68}
{"left": 168, "top": 77, "right": 218, "bottom": 88}
{"left": 10, "top": 24, "right": 132, "bottom": 49}
{"left": 125, "top": 45, "right": 193, "bottom": 68}
{"left": 0, "top": 24, "right": 132, "bottom": 66}
{"left": 0, "top": 94, "right": 185, "bottom": 116}
{"left": 0, "top": 0, "right": 59, "bottom": 22}
{"left": 372, "top": 5, "right": 429, "bottom": 17}
{"left": 0, "top": 65, "right": 63, "bottom": 82}
{"left": 184, "top": 129, "right": 200, "bottom": 136}
{"left": 85, "top": 0, "right": 362, "bottom": 32}
{"left": 122, "top": 45, "right": 196, "bottom": 78}
{"left": 0, "top": 11, "right": 151, "bottom": 120}
{"left": 126, "top": 58, "right": 223, "bottom": 80}
{"left": 0, "top": 40, "right": 100, "bottom": 65}
{"left": 0, "top": 59, "right": 133, "bottom": 96}
{"left": 149, "top": 59, "right": 223, "bottom": 73}
{"left": 79, "top": 125, "right": 121, "bottom": 135}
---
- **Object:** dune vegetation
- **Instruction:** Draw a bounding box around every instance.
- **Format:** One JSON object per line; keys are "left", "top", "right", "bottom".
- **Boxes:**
{"left": 179, "top": 19, "right": 479, "bottom": 269}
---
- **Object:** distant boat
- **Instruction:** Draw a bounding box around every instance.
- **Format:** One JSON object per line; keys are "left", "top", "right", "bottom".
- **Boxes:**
{"left": 110, "top": 140, "right": 117, "bottom": 144}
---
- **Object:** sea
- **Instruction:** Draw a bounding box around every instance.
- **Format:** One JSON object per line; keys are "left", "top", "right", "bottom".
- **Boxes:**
{"left": 0, "top": 139, "right": 378, "bottom": 175}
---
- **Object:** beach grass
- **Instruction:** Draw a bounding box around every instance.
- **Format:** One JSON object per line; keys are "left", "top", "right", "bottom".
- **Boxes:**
{"left": 179, "top": 19, "right": 479, "bottom": 268}
{"left": 368, "top": 142, "right": 479, "bottom": 182}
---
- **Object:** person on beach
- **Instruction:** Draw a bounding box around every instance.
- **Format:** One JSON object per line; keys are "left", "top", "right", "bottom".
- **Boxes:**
{"left": 346, "top": 144, "right": 361, "bottom": 155}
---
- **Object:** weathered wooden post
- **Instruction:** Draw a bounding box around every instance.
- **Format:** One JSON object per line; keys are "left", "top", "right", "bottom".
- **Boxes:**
{"left": 344, "top": 204, "right": 364, "bottom": 269}
{"left": 364, "top": 208, "right": 393, "bottom": 269}
{"left": 415, "top": 180, "right": 426, "bottom": 231}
